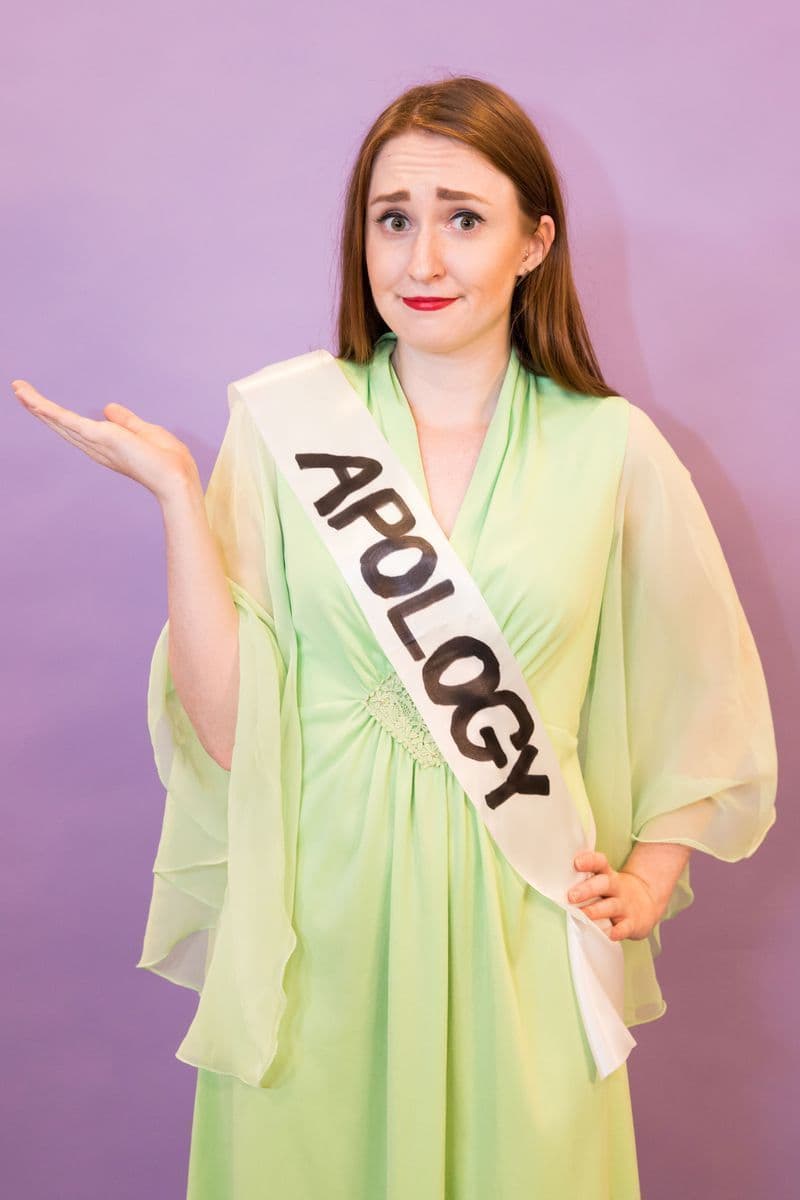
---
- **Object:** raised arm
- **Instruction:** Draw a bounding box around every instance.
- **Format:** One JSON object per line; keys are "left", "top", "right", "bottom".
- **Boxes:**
{"left": 12, "top": 379, "right": 239, "bottom": 768}
{"left": 160, "top": 467, "right": 239, "bottom": 769}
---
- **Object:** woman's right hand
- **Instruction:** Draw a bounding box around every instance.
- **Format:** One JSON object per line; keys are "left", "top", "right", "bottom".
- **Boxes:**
{"left": 11, "top": 378, "right": 200, "bottom": 503}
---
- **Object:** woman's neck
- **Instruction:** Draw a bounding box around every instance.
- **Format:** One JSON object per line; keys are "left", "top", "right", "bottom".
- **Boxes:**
{"left": 389, "top": 330, "right": 511, "bottom": 430}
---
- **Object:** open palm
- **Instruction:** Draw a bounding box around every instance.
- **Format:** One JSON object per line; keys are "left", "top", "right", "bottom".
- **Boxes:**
{"left": 12, "top": 379, "right": 198, "bottom": 502}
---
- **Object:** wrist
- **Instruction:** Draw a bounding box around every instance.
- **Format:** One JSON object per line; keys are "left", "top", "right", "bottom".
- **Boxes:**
{"left": 157, "top": 461, "right": 205, "bottom": 513}
{"left": 620, "top": 841, "right": 693, "bottom": 918}
{"left": 619, "top": 866, "right": 668, "bottom": 923}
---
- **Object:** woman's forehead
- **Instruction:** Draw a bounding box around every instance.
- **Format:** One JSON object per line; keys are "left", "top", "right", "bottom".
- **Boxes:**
{"left": 370, "top": 134, "right": 509, "bottom": 200}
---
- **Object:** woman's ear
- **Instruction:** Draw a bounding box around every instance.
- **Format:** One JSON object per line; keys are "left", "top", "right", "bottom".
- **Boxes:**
{"left": 527, "top": 214, "right": 556, "bottom": 269}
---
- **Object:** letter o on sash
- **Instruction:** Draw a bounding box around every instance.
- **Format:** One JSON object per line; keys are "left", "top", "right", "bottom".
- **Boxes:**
{"left": 361, "top": 535, "right": 438, "bottom": 598}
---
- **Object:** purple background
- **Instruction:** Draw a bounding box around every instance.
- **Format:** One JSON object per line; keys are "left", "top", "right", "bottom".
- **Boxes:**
{"left": 2, "top": 3, "right": 797, "bottom": 1196}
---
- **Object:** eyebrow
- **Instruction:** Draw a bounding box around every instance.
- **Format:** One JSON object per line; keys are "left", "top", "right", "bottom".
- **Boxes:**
{"left": 368, "top": 187, "right": 491, "bottom": 206}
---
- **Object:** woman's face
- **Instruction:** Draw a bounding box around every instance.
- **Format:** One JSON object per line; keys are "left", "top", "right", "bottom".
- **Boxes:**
{"left": 364, "top": 130, "right": 551, "bottom": 355}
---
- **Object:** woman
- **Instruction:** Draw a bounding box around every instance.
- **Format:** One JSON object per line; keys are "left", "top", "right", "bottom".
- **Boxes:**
{"left": 13, "top": 76, "right": 777, "bottom": 1198}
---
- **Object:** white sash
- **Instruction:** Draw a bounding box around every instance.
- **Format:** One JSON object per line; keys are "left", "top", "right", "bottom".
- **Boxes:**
{"left": 229, "top": 349, "right": 637, "bottom": 1081}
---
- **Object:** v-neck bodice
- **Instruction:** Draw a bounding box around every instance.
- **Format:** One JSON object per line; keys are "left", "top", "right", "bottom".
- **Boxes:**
{"left": 363, "top": 331, "right": 523, "bottom": 566}
{"left": 329, "top": 334, "right": 628, "bottom": 735}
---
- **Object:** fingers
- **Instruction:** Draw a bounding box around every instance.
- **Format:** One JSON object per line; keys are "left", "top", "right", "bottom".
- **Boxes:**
{"left": 13, "top": 379, "right": 187, "bottom": 493}
{"left": 578, "top": 895, "right": 622, "bottom": 921}
{"left": 568, "top": 851, "right": 628, "bottom": 938}
{"left": 14, "top": 382, "right": 146, "bottom": 442}
{"left": 574, "top": 850, "right": 609, "bottom": 872}
{"left": 13, "top": 379, "right": 118, "bottom": 466}
{"left": 607, "top": 918, "right": 632, "bottom": 942}
{"left": 31, "top": 411, "right": 113, "bottom": 460}
{"left": 570, "top": 850, "right": 617, "bottom": 901}
{"left": 13, "top": 379, "right": 57, "bottom": 412}
{"left": 568, "top": 871, "right": 615, "bottom": 905}
{"left": 104, "top": 402, "right": 148, "bottom": 431}
{"left": 14, "top": 380, "right": 88, "bottom": 431}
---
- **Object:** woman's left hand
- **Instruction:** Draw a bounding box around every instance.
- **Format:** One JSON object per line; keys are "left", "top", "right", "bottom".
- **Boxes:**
{"left": 569, "top": 851, "right": 663, "bottom": 942}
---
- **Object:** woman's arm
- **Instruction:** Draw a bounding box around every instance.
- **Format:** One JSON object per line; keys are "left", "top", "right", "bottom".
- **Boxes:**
{"left": 161, "top": 465, "right": 239, "bottom": 771}
{"left": 11, "top": 378, "right": 242, "bottom": 771}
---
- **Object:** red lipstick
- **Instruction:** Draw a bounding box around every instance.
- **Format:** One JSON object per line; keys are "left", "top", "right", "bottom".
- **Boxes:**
{"left": 402, "top": 297, "right": 459, "bottom": 311}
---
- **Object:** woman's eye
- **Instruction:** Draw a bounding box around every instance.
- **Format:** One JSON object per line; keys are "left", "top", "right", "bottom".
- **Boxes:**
{"left": 375, "top": 211, "right": 410, "bottom": 233}
{"left": 374, "top": 209, "right": 484, "bottom": 233}
{"left": 451, "top": 211, "right": 483, "bottom": 232}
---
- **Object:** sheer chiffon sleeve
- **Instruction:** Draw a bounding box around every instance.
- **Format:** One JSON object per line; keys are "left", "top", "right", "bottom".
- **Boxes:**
{"left": 578, "top": 403, "right": 778, "bottom": 1022}
{"left": 623, "top": 406, "right": 777, "bottom": 856}
{"left": 135, "top": 388, "right": 302, "bottom": 1087}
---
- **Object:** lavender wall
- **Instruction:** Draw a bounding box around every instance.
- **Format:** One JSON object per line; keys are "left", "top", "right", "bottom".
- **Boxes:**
{"left": 3, "top": 2, "right": 797, "bottom": 1196}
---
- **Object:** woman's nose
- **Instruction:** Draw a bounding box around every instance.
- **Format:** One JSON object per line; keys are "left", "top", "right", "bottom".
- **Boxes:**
{"left": 407, "top": 229, "right": 445, "bottom": 280}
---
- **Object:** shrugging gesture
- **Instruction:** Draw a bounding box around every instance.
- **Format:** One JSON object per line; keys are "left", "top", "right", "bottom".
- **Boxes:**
{"left": 11, "top": 379, "right": 198, "bottom": 501}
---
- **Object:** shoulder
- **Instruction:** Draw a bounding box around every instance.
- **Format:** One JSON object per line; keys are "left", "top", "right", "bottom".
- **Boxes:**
{"left": 534, "top": 380, "right": 689, "bottom": 471}
{"left": 532, "top": 374, "right": 631, "bottom": 448}
{"left": 534, "top": 372, "right": 629, "bottom": 413}
{"left": 622, "top": 402, "right": 693, "bottom": 486}
{"left": 331, "top": 355, "right": 370, "bottom": 393}
{"left": 227, "top": 347, "right": 337, "bottom": 413}
{"left": 224, "top": 347, "right": 340, "bottom": 447}
{"left": 614, "top": 404, "right": 709, "bottom": 550}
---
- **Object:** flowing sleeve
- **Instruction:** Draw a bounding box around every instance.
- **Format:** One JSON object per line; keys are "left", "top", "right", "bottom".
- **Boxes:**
{"left": 135, "top": 387, "right": 302, "bottom": 1088}
{"left": 622, "top": 405, "right": 777, "bottom": 857}
{"left": 578, "top": 403, "right": 778, "bottom": 1023}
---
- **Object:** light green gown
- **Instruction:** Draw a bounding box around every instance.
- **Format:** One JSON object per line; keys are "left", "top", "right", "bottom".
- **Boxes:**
{"left": 137, "top": 331, "right": 777, "bottom": 1198}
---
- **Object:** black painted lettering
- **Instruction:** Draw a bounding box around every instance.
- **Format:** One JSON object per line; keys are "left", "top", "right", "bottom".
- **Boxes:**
{"left": 294, "top": 452, "right": 383, "bottom": 516}
{"left": 362, "top": 535, "right": 438, "bottom": 599}
{"left": 386, "top": 579, "right": 457, "bottom": 661}
{"left": 422, "top": 635, "right": 549, "bottom": 806}
{"left": 329, "top": 487, "right": 417, "bottom": 539}
{"left": 484, "top": 743, "right": 550, "bottom": 810}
